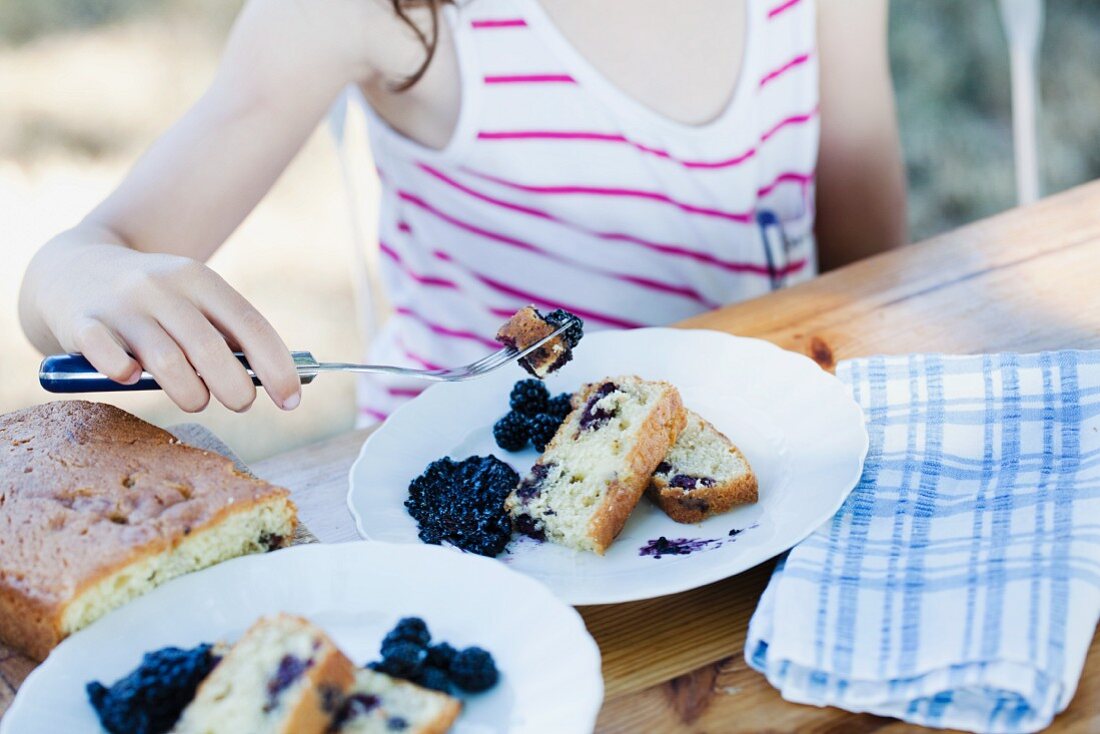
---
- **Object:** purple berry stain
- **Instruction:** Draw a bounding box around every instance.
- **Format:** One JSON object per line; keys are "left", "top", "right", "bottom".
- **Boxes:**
{"left": 515, "top": 462, "right": 552, "bottom": 501}
{"left": 668, "top": 474, "right": 717, "bottom": 490}
{"left": 578, "top": 382, "right": 617, "bottom": 431}
{"left": 513, "top": 513, "right": 546, "bottom": 541}
{"left": 640, "top": 524, "right": 758, "bottom": 558}
{"left": 265, "top": 654, "right": 312, "bottom": 711}
{"left": 728, "top": 522, "right": 760, "bottom": 538}
{"left": 639, "top": 536, "right": 721, "bottom": 559}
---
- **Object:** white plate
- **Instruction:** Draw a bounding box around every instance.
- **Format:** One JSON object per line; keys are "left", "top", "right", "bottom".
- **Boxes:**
{"left": 2, "top": 542, "right": 601, "bottom": 734}
{"left": 349, "top": 329, "right": 869, "bottom": 605}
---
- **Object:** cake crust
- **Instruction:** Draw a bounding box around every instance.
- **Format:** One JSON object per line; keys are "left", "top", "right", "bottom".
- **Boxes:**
{"left": 585, "top": 382, "right": 685, "bottom": 552}
{"left": 0, "top": 400, "right": 297, "bottom": 660}
{"left": 648, "top": 411, "right": 758, "bottom": 523}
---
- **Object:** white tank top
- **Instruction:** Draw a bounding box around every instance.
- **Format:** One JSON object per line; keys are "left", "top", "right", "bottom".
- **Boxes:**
{"left": 352, "top": 0, "right": 819, "bottom": 423}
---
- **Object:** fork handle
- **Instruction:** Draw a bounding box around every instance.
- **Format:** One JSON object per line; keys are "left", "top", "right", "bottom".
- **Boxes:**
{"left": 39, "top": 352, "right": 317, "bottom": 393}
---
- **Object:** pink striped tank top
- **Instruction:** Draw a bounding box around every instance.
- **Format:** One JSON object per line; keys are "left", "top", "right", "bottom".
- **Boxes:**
{"left": 354, "top": 0, "right": 819, "bottom": 423}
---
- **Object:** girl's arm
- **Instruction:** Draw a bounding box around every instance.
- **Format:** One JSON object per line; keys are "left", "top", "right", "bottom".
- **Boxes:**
{"left": 19, "top": 0, "right": 410, "bottom": 412}
{"left": 814, "top": 0, "right": 908, "bottom": 271}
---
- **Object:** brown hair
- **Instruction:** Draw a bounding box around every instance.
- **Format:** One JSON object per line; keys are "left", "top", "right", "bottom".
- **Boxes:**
{"left": 390, "top": 0, "right": 453, "bottom": 91}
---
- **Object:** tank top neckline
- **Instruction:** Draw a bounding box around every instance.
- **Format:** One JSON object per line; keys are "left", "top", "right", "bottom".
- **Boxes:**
{"left": 512, "top": 0, "right": 761, "bottom": 139}
{"left": 358, "top": 0, "right": 764, "bottom": 164}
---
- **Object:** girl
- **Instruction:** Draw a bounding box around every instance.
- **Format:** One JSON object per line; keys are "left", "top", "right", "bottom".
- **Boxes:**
{"left": 18, "top": 0, "right": 905, "bottom": 420}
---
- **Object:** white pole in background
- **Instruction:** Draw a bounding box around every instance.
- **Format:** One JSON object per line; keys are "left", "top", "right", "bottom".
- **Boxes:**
{"left": 998, "top": 0, "right": 1044, "bottom": 205}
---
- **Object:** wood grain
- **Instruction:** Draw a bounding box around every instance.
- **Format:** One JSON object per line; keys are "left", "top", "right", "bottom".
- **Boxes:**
{"left": 4, "top": 180, "right": 1100, "bottom": 731}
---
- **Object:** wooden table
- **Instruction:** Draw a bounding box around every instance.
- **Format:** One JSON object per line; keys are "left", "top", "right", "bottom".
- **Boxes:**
{"left": 3, "top": 181, "right": 1099, "bottom": 732}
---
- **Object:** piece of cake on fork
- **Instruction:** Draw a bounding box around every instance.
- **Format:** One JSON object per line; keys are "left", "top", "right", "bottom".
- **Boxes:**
{"left": 494, "top": 306, "right": 583, "bottom": 378}
{"left": 171, "top": 614, "right": 355, "bottom": 734}
{"left": 648, "top": 410, "right": 758, "bottom": 523}
{"left": 505, "top": 376, "right": 686, "bottom": 554}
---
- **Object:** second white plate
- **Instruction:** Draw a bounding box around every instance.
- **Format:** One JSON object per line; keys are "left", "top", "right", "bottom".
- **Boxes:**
{"left": 349, "top": 329, "right": 869, "bottom": 605}
{"left": 2, "top": 542, "right": 601, "bottom": 733}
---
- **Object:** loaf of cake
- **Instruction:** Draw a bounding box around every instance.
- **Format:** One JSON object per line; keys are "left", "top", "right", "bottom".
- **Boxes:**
{"left": 0, "top": 400, "right": 298, "bottom": 660}
{"left": 495, "top": 306, "right": 583, "bottom": 377}
{"left": 648, "top": 410, "right": 758, "bottom": 523}
{"left": 506, "top": 376, "right": 685, "bottom": 554}
{"left": 332, "top": 669, "right": 461, "bottom": 734}
{"left": 172, "top": 615, "right": 355, "bottom": 734}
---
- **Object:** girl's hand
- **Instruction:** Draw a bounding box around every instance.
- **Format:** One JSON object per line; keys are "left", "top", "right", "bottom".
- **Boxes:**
{"left": 20, "top": 0, "right": 413, "bottom": 412}
{"left": 33, "top": 242, "right": 301, "bottom": 413}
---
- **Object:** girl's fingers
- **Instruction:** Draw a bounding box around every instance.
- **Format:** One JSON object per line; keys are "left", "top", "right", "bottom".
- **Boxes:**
{"left": 69, "top": 318, "right": 141, "bottom": 384}
{"left": 198, "top": 279, "right": 302, "bottom": 411}
{"left": 118, "top": 318, "right": 211, "bottom": 413}
{"left": 156, "top": 303, "right": 258, "bottom": 413}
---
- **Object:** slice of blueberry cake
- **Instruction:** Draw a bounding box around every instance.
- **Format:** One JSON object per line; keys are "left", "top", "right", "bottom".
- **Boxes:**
{"left": 506, "top": 376, "right": 686, "bottom": 554}
{"left": 495, "top": 306, "right": 583, "bottom": 378}
{"left": 648, "top": 410, "right": 758, "bottom": 523}
{"left": 330, "top": 669, "right": 461, "bottom": 734}
{"left": 171, "top": 615, "right": 355, "bottom": 734}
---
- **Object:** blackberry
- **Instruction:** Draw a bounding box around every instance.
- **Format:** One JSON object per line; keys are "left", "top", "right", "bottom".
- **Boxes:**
{"left": 544, "top": 309, "right": 584, "bottom": 348}
{"left": 405, "top": 456, "right": 520, "bottom": 556}
{"left": 509, "top": 379, "right": 549, "bottom": 415}
{"left": 492, "top": 411, "right": 529, "bottom": 452}
{"left": 414, "top": 665, "right": 453, "bottom": 693}
{"left": 547, "top": 392, "right": 573, "bottom": 419}
{"left": 527, "top": 413, "right": 561, "bottom": 452}
{"left": 86, "top": 644, "right": 220, "bottom": 734}
{"left": 426, "top": 642, "right": 457, "bottom": 671}
{"left": 449, "top": 647, "right": 500, "bottom": 693}
{"left": 381, "top": 617, "right": 431, "bottom": 652}
{"left": 375, "top": 641, "right": 426, "bottom": 678}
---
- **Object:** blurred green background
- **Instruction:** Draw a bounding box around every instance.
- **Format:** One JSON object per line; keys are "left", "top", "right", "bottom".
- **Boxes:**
{"left": 1, "top": 0, "right": 1098, "bottom": 461}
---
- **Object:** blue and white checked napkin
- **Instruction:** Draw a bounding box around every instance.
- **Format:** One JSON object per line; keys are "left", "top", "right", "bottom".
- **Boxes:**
{"left": 747, "top": 351, "right": 1100, "bottom": 733}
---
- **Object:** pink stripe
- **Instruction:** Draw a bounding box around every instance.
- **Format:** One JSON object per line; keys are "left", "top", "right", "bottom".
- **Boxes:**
{"left": 417, "top": 163, "right": 806, "bottom": 278}
{"left": 756, "top": 171, "right": 815, "bottom": 198}
{"left": 760, "top": 108, "right": 819, "bottom": 143}
{"left": 489, "top": 305, "right": 519, "bottom": 319}
{"left": 399, "top": 186, "right": 717, "bottom": 305}
{"left": 758, "top": 52, "right": 812, "bottom": 88}
{"left": 398, "top": 340, "right": 445, "bottom": 371}
{"left": 382, "top": 238, "right": 566, "bottom": 330}
{"left": 461, "top": 169, "right": 754, "bottom": 223}
{"left": 484, "top": 74, "right": 576, "bottom": 84}
{"left": 478, "top": 130, "right": 627, "bottom": 143}
{"left": 476, "top": 107, "right": 817, "bottom": 169}
{"left": 359, "top": 406, "right": 390, "bottom": 422}
{"left": 767, "top": 0, "right": 803, "bottom": 19}
{"left": 394, "top": 305, "right": 500, "bottom": 349}
{"left": 386, "top": 386, "right": 425, "bottom": 398}
{"left": 470, "top": 18, "right": 528, "bottom": 28}
{"left": 431, "top": 250, "right": 644, "bottom": 329}
{"left": 379, "top": 241, "right": 460, "bottom": 290}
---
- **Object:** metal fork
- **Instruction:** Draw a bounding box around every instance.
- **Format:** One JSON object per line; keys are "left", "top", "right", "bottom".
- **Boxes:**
{"left": 39, "top": 319, "right": 578, "bottom": 393}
